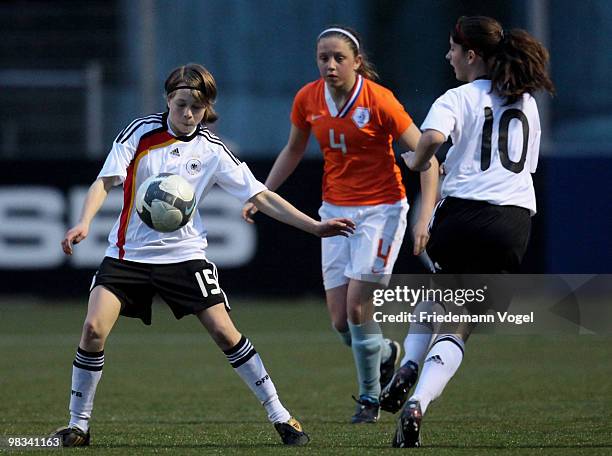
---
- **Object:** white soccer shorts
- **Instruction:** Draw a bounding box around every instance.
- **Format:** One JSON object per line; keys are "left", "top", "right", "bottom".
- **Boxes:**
{"left": 318, "top": 199, "right": 408, "bottom": 290}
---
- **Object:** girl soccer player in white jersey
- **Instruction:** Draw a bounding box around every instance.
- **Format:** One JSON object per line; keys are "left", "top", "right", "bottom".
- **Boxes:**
{"left": 52, "top": 63, "right": 355, "bottom": 447}
{"left": 241, "top": 26, "right": 439, "bottom": 423}
{"left": 381, "top": 17, "right": 555, "bottom": 447}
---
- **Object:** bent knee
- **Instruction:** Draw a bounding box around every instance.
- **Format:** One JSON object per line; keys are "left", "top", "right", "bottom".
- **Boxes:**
{"left": 347, "top": 305, "right": 365, "bottom": 324}
{"left": 81, "top": 320, "right": 108, "bottom": 342}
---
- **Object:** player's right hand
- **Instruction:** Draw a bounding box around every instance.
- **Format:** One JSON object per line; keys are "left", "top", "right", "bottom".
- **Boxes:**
{"left": 61, "top": 223, "right": 89, "bottom": 255}
{"left": 314, "top": 217, "right": 356, "bottom": 238}
{"left": 242, "top": 202, "right": 259, "bottom": 223}
{"left": 401, "top": 151, "right": 431, "bottom": 172}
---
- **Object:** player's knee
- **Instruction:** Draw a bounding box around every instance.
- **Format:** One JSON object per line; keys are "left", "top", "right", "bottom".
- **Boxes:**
{"left": 347, "top": 304, "right": 365, "bottom": 324}
{"left": 81, "top": 319, "right": 106, "bottom": 343}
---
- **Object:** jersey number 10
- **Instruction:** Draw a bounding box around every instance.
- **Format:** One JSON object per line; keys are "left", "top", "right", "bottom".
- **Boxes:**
{"left": 481, "top": 107, "right": 529, "bottom": 174}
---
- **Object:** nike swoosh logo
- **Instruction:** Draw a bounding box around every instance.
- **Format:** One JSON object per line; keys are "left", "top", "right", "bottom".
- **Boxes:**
{"left": 185, "top": 202, "right": 196, "bottom": 216}
{"left": 311, "top": 114, "right": 323, "bottom": 121}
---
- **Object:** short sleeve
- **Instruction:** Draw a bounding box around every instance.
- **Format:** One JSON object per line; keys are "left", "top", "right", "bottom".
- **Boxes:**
{"left": 97, "top": 133, "right": 138, "bottom": 186}
{"left": 214, "top": 153, "right": 267, "bottom": 203}
{"left": 377, "top": 89, "right": 413, "bottom": 139}
{"left": 290, "top": 85, "right": 311, "bottom": 131}
{"left": 420, "top": 90, "right": 461, "bottom": 140}
{"left": 529, "top": 111, "right": 541, "bottom": 173}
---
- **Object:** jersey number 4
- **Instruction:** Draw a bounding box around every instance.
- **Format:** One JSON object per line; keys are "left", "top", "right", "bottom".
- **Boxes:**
{"left": 329, "top": 129, "right": 347, "bottom": 155}
{"left": 481, "top": 107, "right": 529, "bottom": 174}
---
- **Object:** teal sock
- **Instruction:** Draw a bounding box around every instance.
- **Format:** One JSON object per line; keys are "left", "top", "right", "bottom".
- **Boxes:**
{"left": 334, "top": 326, "right": 352, "bottom": 347}
{"left": 348, "top": 321, "right": 382, "bottom": 402}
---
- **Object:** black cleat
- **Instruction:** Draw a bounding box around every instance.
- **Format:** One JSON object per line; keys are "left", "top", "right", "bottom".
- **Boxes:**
{"left": 380, "top": 361, "right": 418, "bottom": 414}
{"left": 274, "top": 417, "right": 310, "bottom": 445}
{"left": 51, "top": 426, "right": 90, "bottom": 447}
{"left": 380, "top": 339, "right": 401, "bottom": 390}
{"left": 392, "top": 400, "right": 422, "bottom": 448}
{"left": 350, "top": 395, "right": 380, "bottom": 424}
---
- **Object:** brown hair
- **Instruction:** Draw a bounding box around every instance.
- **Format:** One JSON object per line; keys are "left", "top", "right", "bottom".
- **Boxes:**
{"left": 164, "top": 63, "right": 218, "bottom": 123}
{"left": 317, "top": 25, "right": 379, "bottom": 81}
{"left": 452, "top": 16, "right": 555, "bottom": 105}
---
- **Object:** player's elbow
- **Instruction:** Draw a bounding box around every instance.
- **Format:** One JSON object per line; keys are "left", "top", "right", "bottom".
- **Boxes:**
{"left": 422, "top": 129, "right": 446, "bottom": 148}
{"left": 249, "top": 189, "right": 272, "bottom": 208}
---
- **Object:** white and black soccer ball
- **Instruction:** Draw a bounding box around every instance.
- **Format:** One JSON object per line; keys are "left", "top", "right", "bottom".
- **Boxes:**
{"left": 135, "top": 173, "right": 196, "bottom": 232}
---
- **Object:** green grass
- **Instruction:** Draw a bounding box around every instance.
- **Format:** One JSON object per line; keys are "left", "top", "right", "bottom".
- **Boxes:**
{"left": 1, "top": 298, "right": 611, "bottom": 455}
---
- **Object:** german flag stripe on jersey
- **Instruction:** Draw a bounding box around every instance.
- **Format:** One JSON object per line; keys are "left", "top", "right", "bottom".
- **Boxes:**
{"left": 116, "top": 128, "right": 178, "bottom": 259}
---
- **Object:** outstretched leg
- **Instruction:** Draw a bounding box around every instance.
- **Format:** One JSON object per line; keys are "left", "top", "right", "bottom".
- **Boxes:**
{"left": 196, "top": 303, "right": 309, "bottom": 445}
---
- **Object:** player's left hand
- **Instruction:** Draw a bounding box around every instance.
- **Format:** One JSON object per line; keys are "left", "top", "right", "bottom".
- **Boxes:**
{"left": 61, "top": 222, "right": 90, "bottom": 255}
{"left": 412, "top": 219, "right": 430, "bottom": 256}
{"left": 401, "top": 151, "right": 431, "bottom": 172}
{"left": 315, "top": 218, "right": 356, "bottom": 238}
{"left": 242, "top": 202, "right": 259, "bottom": 223}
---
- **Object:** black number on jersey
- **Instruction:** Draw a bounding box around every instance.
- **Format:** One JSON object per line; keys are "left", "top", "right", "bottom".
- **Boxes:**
{"left": 480, "top": 107, "right": 530, "bottom": 174}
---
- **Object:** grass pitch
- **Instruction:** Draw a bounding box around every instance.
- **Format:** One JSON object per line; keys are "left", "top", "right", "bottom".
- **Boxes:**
{"left": 1, "top": 297, "right": 611, "bottom": 455}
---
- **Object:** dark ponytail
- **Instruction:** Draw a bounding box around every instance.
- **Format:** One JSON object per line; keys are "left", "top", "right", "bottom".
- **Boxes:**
{"left": 452, "top": 16, "right": 555, "bottom": 105}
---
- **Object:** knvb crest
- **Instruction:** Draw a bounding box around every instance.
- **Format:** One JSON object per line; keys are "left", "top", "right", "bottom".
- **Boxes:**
{"left": 352, "top": 107, "right": 370, "bottom": 128}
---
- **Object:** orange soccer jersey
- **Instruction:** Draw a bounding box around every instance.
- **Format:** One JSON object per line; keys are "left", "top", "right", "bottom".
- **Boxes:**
{"left": 291, "top": 75, "right": 413, "bottom": 206}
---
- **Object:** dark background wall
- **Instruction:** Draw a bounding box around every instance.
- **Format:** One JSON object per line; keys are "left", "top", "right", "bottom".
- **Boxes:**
{"left": 0, "top": 0, "right": 611, "bottom": 297}
{"left": 1, "top": 155, "right": 610, "bottom": 298}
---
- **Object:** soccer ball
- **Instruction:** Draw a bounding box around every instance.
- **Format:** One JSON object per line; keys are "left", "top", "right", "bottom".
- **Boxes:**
{"left": 135, "top": 173, "right": 196, "bottom": 232}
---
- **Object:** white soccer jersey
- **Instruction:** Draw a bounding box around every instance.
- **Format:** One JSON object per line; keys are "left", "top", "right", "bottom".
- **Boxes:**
{"left": 421, "top": 79, "right": 541, "bottom": 214}
{"left": 98, "top": 112, "right": 267, "bottom": 263}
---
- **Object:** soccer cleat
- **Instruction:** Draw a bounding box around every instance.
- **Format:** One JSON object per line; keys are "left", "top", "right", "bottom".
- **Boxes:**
{"left": 380, "top": 339, "right": 401, "bottom": 390}
{"left": 274, "top": 417, "right": 310, "bottom": 445}
{"left": 51, "top": 426, "right": 90, "bottom": 447}
{"left": 392, "top": 400, "right": 422, "bottom": 448}
{"left": 379, "top": 360, "right": 418, "bottom": 414}
{"left": 350, "top": 395, "right": 380, "bottom": 424}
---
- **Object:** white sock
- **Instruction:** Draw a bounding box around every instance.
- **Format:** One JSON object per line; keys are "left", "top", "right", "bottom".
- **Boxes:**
{"left": 225, "top": 336, "right": 290, "bottom": 424}
{"left": 69, "top": 347, "right": 104, "bottom": 432}
{"left": 410, "top": 335, "right": 464, "bottom": 414}
{"left": 400, "top": 301, "right": 444, "bottom": 368}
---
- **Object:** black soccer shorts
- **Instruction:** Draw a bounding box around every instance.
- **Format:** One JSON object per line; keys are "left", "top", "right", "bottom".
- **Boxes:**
{"left": 426, "top": 197, "right": 531, "bottom": 274}
{"left": 91, "top": 257, "right": 230, "bottom": 325}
